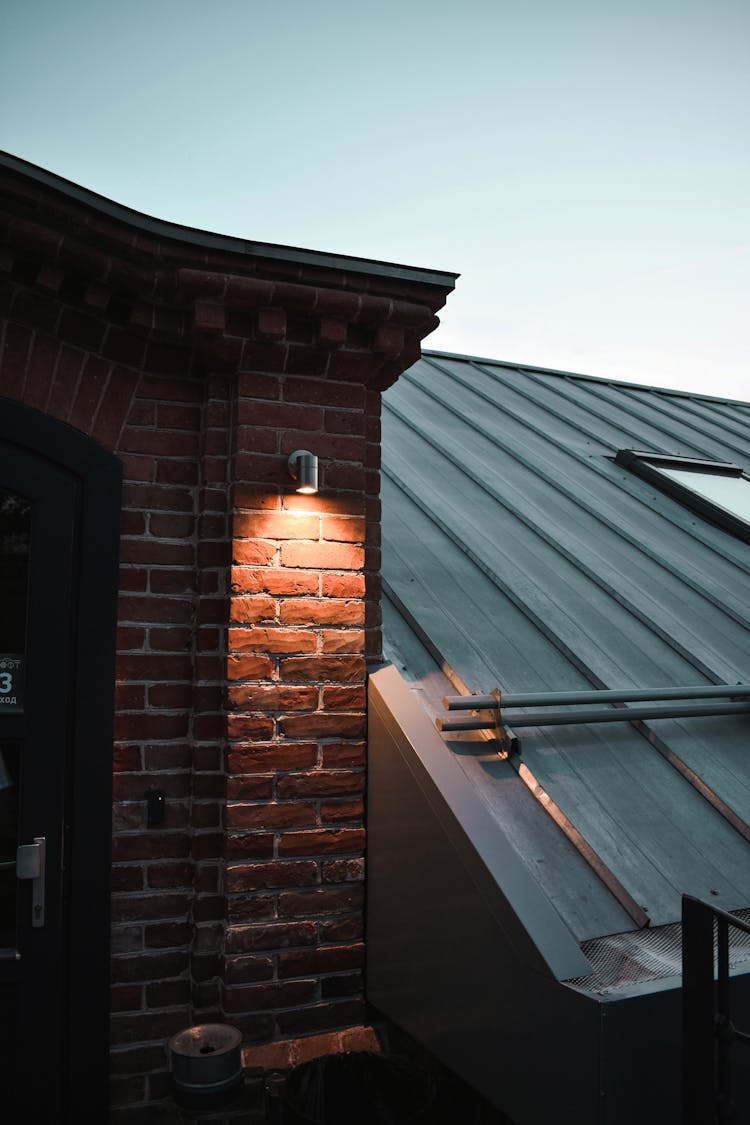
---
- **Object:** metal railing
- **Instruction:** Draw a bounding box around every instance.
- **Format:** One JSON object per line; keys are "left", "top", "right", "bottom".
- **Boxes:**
{"left": 436, "top": 685, "right": 750, "bottom": 744}
{"left": 682, "top": 896, "right": 750, "bottom": 1124}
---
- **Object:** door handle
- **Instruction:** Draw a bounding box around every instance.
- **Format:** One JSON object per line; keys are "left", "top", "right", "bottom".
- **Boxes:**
{"left": 16, "top": 837, "right": 45, "bottom": 928}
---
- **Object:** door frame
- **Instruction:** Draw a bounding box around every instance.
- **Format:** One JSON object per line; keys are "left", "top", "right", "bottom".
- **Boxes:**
{"left": 0, "top": 397, "right": 121, "bottom": 1117}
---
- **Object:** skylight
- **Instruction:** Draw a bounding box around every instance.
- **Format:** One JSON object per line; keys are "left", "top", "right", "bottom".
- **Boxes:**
{"left": 615, "top": 450, "right": 750, "bottom": 543}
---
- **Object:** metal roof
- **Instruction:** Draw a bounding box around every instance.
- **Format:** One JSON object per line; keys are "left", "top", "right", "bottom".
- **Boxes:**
{"left": 381, "top": 350, "right": 750, "bottom": 941}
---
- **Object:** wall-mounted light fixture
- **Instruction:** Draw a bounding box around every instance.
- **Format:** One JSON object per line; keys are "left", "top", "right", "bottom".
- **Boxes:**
{"left": 287, "top": 450, "right": 319, "bottom": 494}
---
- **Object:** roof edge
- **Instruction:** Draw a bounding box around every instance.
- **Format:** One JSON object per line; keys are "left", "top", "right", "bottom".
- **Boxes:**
{"left": 422, "top": 349, "right": 750, "bottom": 409}
{"left": 0, "top": 151, "right": 459, "bottom": 291}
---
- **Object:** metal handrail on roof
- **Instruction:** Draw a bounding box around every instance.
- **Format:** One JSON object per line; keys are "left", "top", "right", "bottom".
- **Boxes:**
{"left": 437, "top": 684, "right": 750, "bottom": 736}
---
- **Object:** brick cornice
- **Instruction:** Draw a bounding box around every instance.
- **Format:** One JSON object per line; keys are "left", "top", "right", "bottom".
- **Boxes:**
{"left": 2, "top": 158, "right": 454, "bottom": 390}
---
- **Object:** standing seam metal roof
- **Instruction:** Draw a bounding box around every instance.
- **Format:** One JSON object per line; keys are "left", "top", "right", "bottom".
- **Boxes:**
{"left": 381, "top": 350, "right": 750, "bottom": 939}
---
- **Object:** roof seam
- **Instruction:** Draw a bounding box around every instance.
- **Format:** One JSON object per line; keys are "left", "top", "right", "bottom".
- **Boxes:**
{"left": 421, "top": 349, "right": 750, "bottom": 409}
{"left": 416, "top": 356, "right": 750, "bottom": 579}
{"left": 385, "top": 391, "right": 746, "bottom": 682}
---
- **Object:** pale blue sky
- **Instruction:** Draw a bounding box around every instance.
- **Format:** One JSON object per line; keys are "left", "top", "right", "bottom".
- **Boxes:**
{"left": 2, "top": 0, "right": 748, "bottom": 398}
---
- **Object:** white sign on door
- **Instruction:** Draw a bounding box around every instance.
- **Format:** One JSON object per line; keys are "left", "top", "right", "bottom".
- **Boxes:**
{"left": 0, "top": 655, "right": 23, "bottom": 711}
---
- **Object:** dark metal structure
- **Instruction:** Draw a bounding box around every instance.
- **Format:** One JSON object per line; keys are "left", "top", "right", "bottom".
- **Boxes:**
{"left": 682, "top": 897, "right": 750, "bottom": 1125}
{"left": 0, "top": 399, "right": 120, "bottom": 1121}
{"left": 368, "top": 351, "right": 750, "bottom": 1124}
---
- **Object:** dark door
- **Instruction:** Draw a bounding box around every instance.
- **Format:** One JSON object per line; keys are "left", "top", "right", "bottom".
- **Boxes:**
{"left": 0, "top": 404, "right": 120, "bottom": 1122}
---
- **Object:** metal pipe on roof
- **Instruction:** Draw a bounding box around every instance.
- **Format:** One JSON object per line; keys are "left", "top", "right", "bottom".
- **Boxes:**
{"left": 442, "top": 684, "right": 750, "bottom": 711}
{"left": 437, "top": 700, "right": 750, "bottom": 733}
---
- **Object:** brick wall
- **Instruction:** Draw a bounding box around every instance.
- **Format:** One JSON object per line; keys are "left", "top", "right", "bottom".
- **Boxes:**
{"left": 222, "top": 372, "right": 374, "bottom": 1043}
{"left": 0, "top": 156, "right": 454, "bottom": 1118}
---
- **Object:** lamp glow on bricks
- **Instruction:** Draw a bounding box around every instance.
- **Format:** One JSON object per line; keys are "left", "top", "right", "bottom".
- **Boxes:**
{"left": 287, "top": 449, "right": 319, "bottom": 494}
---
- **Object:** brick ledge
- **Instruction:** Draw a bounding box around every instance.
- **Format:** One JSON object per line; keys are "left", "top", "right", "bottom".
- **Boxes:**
{"left": 241, "top": 1023, "right": 380, "bottom": 1071}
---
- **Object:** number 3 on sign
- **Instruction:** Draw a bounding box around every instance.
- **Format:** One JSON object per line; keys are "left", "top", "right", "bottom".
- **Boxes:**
{"left": 0, "top": 672, "right": 11, "bottom": 693}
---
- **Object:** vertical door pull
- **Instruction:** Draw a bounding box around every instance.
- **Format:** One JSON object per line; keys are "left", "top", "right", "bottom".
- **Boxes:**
{"left": 16, "top": 837, "right": 46, "bottom": 928}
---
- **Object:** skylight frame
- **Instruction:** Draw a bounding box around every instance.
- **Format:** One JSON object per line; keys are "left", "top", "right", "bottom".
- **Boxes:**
{"left": 615, "top": 449, "right": 750, "bottom": 544}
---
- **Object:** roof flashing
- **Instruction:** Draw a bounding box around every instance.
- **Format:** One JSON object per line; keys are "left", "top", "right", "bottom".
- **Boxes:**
{"left": 0, "top": 150, "right": 459, "bottom": 290}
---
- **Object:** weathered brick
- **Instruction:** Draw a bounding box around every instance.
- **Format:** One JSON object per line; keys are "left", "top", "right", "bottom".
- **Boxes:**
{"left": 229, "top": 627, "right": 316, "bottom": 655}
{"left": 279, "top": 656, "right": 365, "bottom": 682}
{"left": 319, "top": 915, "right": 364, "bottom": 942}
{"left": 226, "top": 921, "right": 317, "bottom": 953}
{"left": 223, "top": 955, "right": 274, "bottom": 984}
{"left": 285, "top": 377, "right": 364, "bottom": 409}
{"left": 280, "top": 599, "right": 364, "bottom": 626}
{"left": 276, "top": 771, "right": 364, "bottom": 799}
{"left": 324, "top": 408, "right": 366, "bottom": 436}
{"left": 224, "top": 833, "right": 274, "bottom": 859}
{"left": 239, "top": 343, "right": 287, "bottom": 376}
{"left": 226, "top": 893, "right": 276, "bottom": 923}
{"left": 321, "top": 515, "right": 365, "bottom": 543}
{"left": 115, "top": 682, "right": 146, "bottom": 708}
{"left": 226, "top": 715, "right": 276, "bottom": 741}
{"left": 284, "top": 494, "right": 364, "bottom": 517}
{"left": 237, "top": 399, "right": 322, "bottom": 430}
{"left": 227, "top": 684, "right": 317, "bottom": 711}
{"left": 226, "top": 744, "right": 318, "bottom": 774}
{"left": 278, "top": 885, "right": 363, "bottom": 917}
{"left": 276, "top": 999, "right": 365, "bottom": 1036}
{"left": 120, "top": 427, "right": 198, "bottom": 457}
{"left": 231, "top": 567, "right": 318, "bottom": 596}
{"left": 229, "top": 595, "right": 277, "bottom": 624}
{"left": 224, "top": 802, "right": 316, "bottom": 830}
{"left": 226, "top": 776, "right": 274, "bottom": 800}
{"left": 118, "top": 595, "right": 193, "bottom": 625}
{"left": 225, "top": 860, "right": 318, "bottom": 893}
{"left": 321, "top": 858, "right": 365, "bottom": 883}
{"left": 321, "top": 742, "right": 365, "bottom": 769}
{"left": 321, "top": 798, "right": 364, "bottom": 822}
{"left": 226, "top": 654, "right": 276, "bottom": 680}
{"left": 321, "top": 629, "right": 365, "bottom": 654}
{"left": 234, "top": 511, "right": 319, "bottom": 540}
{"left": 280, "top": 713, "right": 365, "bottom": 739}
{"left": 278, "top": 943, "right": 364, "bottom": 978}
{"left": 113, "top": 747, "right": 143, "bottom": 774}
{"left": 280, "top": 542, "right": 364, "bottom": 571}
{"left": 321, "top": 574, "right": 365, "bottom": 598}
{"left": 277, "top": 829, "right": 365, "bottom": 856}
{"left": 222, "top": 979, "right": 317, "bottom": 1012}
{"left": 321, "top": 685, "right": 366, "bottom": 710}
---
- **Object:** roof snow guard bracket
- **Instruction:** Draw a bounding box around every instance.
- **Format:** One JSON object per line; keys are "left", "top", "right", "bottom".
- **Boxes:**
{"left": 435, "top": 690, "right": 518, "bottom": 757}
{"left": 436, "top": 684, "right": 750, "bottom": 753}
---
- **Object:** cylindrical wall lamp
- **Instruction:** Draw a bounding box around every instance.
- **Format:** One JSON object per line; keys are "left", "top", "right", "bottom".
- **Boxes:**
{"left": 287, "top": 450, "right": 319, "bottom": 494}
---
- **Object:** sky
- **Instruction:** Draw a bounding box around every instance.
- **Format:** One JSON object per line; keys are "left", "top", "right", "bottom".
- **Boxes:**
{"left": 1, "top": 0, "right": 748, "bottom": 400}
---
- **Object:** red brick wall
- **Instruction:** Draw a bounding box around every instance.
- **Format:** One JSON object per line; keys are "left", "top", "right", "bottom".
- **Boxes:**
{"left": 222, "top": 371, "right": 375, "bottom": 1043}
{"left": 0, "top": 160, "right": 452, "bottom": 1119}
